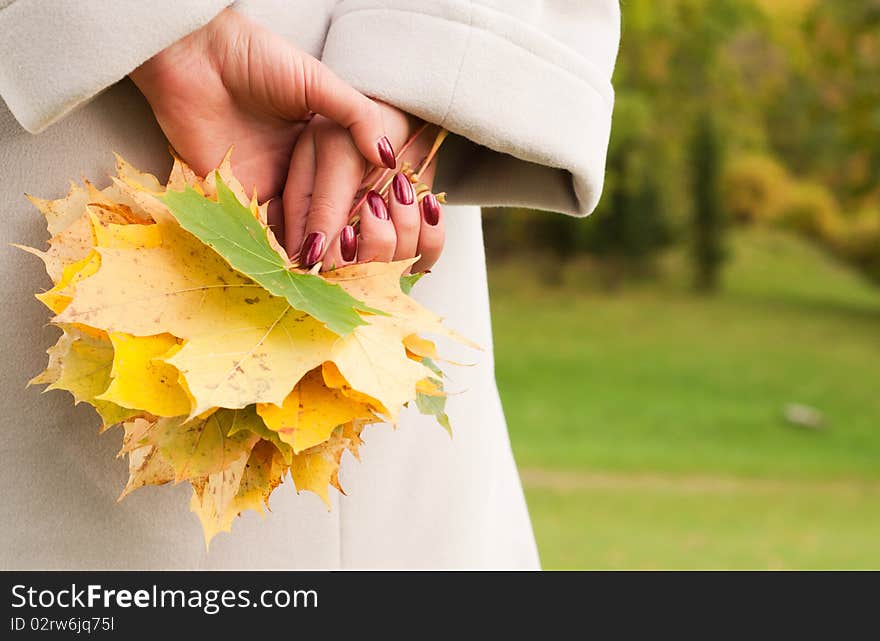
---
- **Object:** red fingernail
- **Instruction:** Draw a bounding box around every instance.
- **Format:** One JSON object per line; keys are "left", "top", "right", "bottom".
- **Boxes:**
{"left": 340, "top": 225, "right": 357, "bottom": 262}
{"left": 422, "top": 193, "right": 440, "bottom": 226}
{"left": 392, "top": 172, "right": 415, "bottom": 205}
{"left": 301, "top": 231, "right": 326, "bottom": 267}
{"left": 367, "top": 190, "right": 389, "bottom": 220}
{"left": 377, "top": 136, "right": 396, "bottom": 169}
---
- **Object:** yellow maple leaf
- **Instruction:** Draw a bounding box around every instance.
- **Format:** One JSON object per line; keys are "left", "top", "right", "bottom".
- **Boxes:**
{"left": 35, "top": 251, "right": 101, "bottom": 314}
{"left": 119, "top": 444, "right": 175, "bottom": 500}
{"left": 26, "top": 181, "right": 91, "bottom": 237}
{"left": 189, "top": 447, "right": 253, "bottom": 548}
{"left": 32, "top": 326, "right": 137, "bottom": 428}
{"left": 232, "top": 439, "right": 287, "bottom": 516}
{"left": 97, "top": 333, "right": 192, "bottom": 418}
{"left": 142, "top": 408, "right": 261, "bottom": 482}
{"left": 256, "top": 369, "right": 376, "bottom": 453}
{"left": 190, "top": 438, "right": 288, "bottom": 548}
{"left": 55, "top": 222, "right": 338, "bottom": 414}
{"left": 289, "top": 428, "right": 349, "bottom": 508}
{"left": 324, "top": 259, "right": 478, "bottom": 348}
{"left": 328, "top": 315, "right": 435, "bottom": 420}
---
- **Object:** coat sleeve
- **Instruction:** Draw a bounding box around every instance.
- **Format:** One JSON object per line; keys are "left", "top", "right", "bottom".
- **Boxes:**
{"left": 0, "top": 0, "right": 230, "bottom": 134}
{"left": 321, "top": 0, "right": 620, "bottom": 216}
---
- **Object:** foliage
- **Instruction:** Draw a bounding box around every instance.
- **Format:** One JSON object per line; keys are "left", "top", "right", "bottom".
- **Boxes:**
{"left": 23, "top": 155, "right": 467, "bottom": 546}
{"left": 722, "top": 153, "right": 791, "bottom": 224}
{"left": 690, "top": 112, "right": 726, "bottom": 292}
{"left": 484, "top": 0, "right": 880, "bottom": 285}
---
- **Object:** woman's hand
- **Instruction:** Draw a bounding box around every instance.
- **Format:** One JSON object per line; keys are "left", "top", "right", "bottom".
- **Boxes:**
{"left": 284, "top": 102, "right": 445, "bottom": 273}
{"left": 130, "top": 8, "right": 394, "bottom": 219}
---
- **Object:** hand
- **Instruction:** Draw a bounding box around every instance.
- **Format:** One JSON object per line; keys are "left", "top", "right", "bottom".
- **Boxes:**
{"left": 130, "top": 8, "right": 394, "bottom": 222}
{"left": 284, "top": 102, "right": 445, "bottom": 274}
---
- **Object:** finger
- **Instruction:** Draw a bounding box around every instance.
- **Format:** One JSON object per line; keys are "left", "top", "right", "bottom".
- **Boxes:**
{"left": 282, "top": 131, "right": 317, "bottom": 258}
{"left": 338, "top": 224, "right": 359, "bottom": 267}
{"left": 267, "top": 200, "right": 284, "bottom": 244}
{"left": 412, "top": 193, "right": 445, "bottom": 273}
{"left": 388, "top": 172, "right": 420, "bottom": 260}
{"left": 298, "top": 124, "right": 365, "bottom": 267}
{"left": 298, "top": 55, "right": 396, "bottom": 169}
{"left": 356, "top": 192, "right": 396, "bottom": 262}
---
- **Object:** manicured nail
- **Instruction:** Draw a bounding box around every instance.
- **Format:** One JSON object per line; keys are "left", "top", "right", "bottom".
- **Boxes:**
{"left": 340, "top": 225, "right": 357, "bottom": 262}
{"left": 367, "top": 190, "right": 389, "bottom": 220}
{"left": 377, "top": 136, "right": 396, "bottom": 169}
{"left": 422, "top": 193, "right": 440, "bottom": 226}
{"left": 301, "top": 231, "right": 325, "bottom": 266}
{"left": 392, "top": 172, "right": 415, "bottom": 205}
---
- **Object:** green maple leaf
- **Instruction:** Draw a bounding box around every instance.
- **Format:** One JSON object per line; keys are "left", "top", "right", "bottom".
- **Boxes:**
{"left": 161, "top": 175, "right": 384, "bottom": 335}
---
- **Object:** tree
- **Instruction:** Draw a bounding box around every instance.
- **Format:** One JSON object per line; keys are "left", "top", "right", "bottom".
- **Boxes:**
{"left": 690, "top": 112, "right": 726, "bottom": 292}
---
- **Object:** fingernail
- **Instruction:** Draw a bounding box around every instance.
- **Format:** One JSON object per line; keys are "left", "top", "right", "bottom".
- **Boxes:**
{"left": 422, "top": 193, "right": 440, "bottom": 226}
{"left": 377, "top": 136, "right": 396, "bottom": 169}
{"left": 367, "top": 190, "right": 389, "bottom": 220}
{"left": 301, "top": 231, "right": 326, "bottom": 267}
{"left": 392, "top": 172, "right": 415, "bottom": 205}
{"left": 340, "top": 225, "right": 357, "bottom": 262}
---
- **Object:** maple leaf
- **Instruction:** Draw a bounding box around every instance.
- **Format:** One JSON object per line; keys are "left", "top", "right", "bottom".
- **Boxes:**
{"left": 35, "top": 251, "right": 101, "bottom": 314}
{"left": 328, "top": 316, "right": 436, "bottom": 420}
{"left": 162, "top": 177, "right": 385, "bottom": 335}
{"left": 256, "top": 368, "right": 376, "bottom": 453}
{"left": 31, "top": 326, "right": 138, "bottom": 428}
{"left": 139, "top": 409, "right": 261, "bottom": 482}
{"left": 189, "top": 438, "right": 288, "bottom": 547}
{"left": 226, "top": 408, "right": 294, "bottom": 465}
{"left": 289, "top": 425, "right": 353, "bottom": 508}
{"left": 189, "top": 447, "right": 253, "bottom": 547}
{"left": 119, "top": 444, "right": 175, "bottom": 500}
{"left": 55, "top": 222, "right": 338, "bottom": 413}
{"left": 97, "top": 333, "right": 192, "bottom": 418}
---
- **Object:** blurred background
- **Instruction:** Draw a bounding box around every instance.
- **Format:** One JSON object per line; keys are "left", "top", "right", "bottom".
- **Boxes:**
{"left": 483, "top": 0, "right": 880, "bottom": 569}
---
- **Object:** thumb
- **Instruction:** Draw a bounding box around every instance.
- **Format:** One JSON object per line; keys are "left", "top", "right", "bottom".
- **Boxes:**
{"left": 296, "top": 55, "right": 396, "bottom": 170}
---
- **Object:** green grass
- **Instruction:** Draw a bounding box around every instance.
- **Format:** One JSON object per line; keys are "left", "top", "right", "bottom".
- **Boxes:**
{"left": 488, "top": 229, "right": 880, "bottom": 568}
{"left": 526, "top": 477, "right": 880, "bottom": 570}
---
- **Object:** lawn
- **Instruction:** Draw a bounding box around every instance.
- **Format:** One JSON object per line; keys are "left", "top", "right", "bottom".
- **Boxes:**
{"left": 487, "top": 229, "right": 880, "bottom": 569}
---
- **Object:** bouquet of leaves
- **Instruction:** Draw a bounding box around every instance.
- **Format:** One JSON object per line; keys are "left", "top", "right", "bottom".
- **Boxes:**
{"left": 21, "top": 148, "right": 470, "bottom": 546}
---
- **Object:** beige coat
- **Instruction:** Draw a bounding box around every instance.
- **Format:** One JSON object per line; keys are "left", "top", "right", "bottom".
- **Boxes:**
{"left": 0, "top": 0, "right": 619, "bottom": 568}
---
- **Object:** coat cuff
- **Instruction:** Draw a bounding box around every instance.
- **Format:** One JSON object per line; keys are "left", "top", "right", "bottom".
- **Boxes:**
{"left": 0, "top": 0, "right": 230, "bottom": 134}
{"left": 322, "top": 0, "right": 617, "bottom": 216}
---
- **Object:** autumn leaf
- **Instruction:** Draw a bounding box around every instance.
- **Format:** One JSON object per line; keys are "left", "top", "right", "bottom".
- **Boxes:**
{"left": 232, "top": 440, "right": 287, "bottom": 515}
{"left": 35, "top": 251, "right": 101, "bottom": 314}
{"left": 289, "top": 426, "right": 351, "bottom": 508}
{"left": 329, "top": 315, "right": 436, "bottom": 420}
{"left": 141, "top": 409, "right": 261, "bottom": 482}
{"left": 55, "top": 222, "right": 338, "bottom": 413}
{"left": 162, "top": 177, "right": 385, "bottom": 335}
{"left": 257, "top": 369, "right": 376, "bottom": 453}
{"left": 189, "top": 446, "right": 253, "bottom": 547}
{"left": 97, "top": 333, "right": 192, "bottom": 418}
{"left": 226, "top": 408, "right": 294, "bottom": 465}
{"left": 32, "top": 326, "right": 138, "bottom": 428}
{"left": 119, "top": 444, "right": 175, "bottom": 500}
